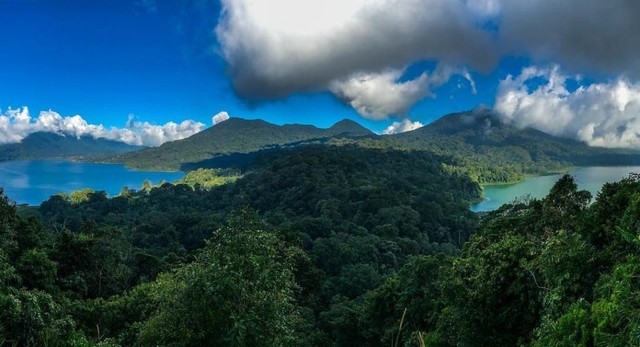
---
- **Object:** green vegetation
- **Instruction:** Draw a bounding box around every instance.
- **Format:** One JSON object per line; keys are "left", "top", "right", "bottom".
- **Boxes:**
{"left": 0, "top": 146, "right": 480, "bottom": 345}
{"left": 104, "top": 111, "right": 640, "bottom": 184}
{"left": 105, "top": 118, "right": 374, "bottom": 171}
{"left": 0, "top": 132, "right": 141, "bottom": 162}
{"left": 383, "top": 109, "right": 640, "bottom": 183}
{"left": 175, "top": 168, "right": 241, "bottom": 189}
{"left": 353, "top": 173, "right": 640, "bottom": 346}
{"left": 3, "top": 141, "right": 640, "bottom": 345}
{"left": 136, "top": 209, "right": 302, "bottom": 346}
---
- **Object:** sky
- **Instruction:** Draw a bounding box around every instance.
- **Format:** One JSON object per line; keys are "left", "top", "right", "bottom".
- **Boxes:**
{"left": 2, "top": 0, "right": 640, "bottom": 147}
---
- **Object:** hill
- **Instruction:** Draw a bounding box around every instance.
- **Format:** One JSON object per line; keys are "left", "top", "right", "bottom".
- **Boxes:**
{"left": 0, "top": 132, "right": 142, "bottom": 162}
{"left": 106, "top": 118, "right": 374, "bottom": 171}
{"left": 383, "top": 109, "right": 640, "bottom": 183}
{"left": 101, "top": 110, "right": 640, "bottom": 182}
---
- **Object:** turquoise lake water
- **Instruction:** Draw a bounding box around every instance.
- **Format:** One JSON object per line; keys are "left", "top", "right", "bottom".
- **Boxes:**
{"left": 0, "top": 160, "right": 183, "bottom": 206}
{"left": 471, "top": 166, "right": 640, "bottom": 212}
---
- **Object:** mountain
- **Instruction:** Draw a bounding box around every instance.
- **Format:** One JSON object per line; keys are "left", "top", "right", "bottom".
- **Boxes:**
{"left": 386, "top": 109, "right": 640, "bottom": 183}
{"left": 106, "top": 118, "right": 374, "bottom": 171}
{"left": 102, "top": 111, "right": 640, "bottom": 182}
{"left": 326, "top": 119, "right": 374, "bottom": 136}
{"left": 0, "top": 132, "right": 142, "bottom": 162}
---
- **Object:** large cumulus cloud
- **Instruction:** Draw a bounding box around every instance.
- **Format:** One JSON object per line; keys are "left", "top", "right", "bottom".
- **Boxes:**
{"left": 216, "top": 0, "right": 495, "bottom": 118}
{"left": 0, "top": 107, "right": 206, "bottom": 147}
{"left": 216, "top": 0, "right": 640, "bottom": 130}
{"left": 495, "top": 66, "right": 640, "bottom": 148}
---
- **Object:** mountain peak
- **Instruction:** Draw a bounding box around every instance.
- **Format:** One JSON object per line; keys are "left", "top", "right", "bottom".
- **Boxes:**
{"left": 427, "top": 109, "right": 503, "bottom": 130}
{"left": 327, "top": 119, "right": 373, "bottom": 136}
{"left": 110, "top": 117, "right": 374, "bottom": 170}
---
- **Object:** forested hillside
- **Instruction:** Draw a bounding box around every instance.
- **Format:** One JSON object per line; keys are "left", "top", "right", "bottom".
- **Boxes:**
{"left": 105, "top": 118, "right": 374, "bottom": 171}
{"left": 385, "top": 109, "right": 640, "bottom": 183}
{"left": 0, "top": 132, "right": 142, "bottom": 162}
{"left": 354, "top": 174, "right": 640, "bottom": 346}
{"left": 2, "top": 144, "right": 640, "bottom": 346}
{"left": 0, "top": 146, "right": 479, "bottom": 345}
{"left": 102, "top": 110, "right": 640, "bottom": 184}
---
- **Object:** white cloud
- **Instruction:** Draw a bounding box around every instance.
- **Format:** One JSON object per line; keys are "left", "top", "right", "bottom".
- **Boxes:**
{"left": 0, "top": 107, "right": 206, "bottom": 147}
{"left": 329, "top": 70, "right": 430, "bottom": 120}
{"left": 329, "top": 65, "right": 475, "bottom": 119}
{"left": 0, "top": 107, "right": 32, "bottom": 143}
{"left": 216, "top": 0, "right": 495, "bottom": 118}
{"left": 495, "top": 66, "right": 640, "bottom": 148}
{"left": 123, "top": 119, "right": 205, "bottom": 147}
{"left": 383, "top": 118, "right": 425, "bottom": 135}
{"left": 212, "top": 111, "right": 230, "bottom": 125}
{"left": 135, "top": 0, "right": 157, "bottom": 13}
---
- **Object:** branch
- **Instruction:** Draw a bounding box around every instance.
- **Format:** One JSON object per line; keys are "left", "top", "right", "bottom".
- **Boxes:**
{"left": 526, "top": 268, "right": 549, "bottom": 291}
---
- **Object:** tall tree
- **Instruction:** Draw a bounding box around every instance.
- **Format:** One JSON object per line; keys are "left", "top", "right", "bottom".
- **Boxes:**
{"left": 137, "top": 209, "right": 302, "bottom": 346}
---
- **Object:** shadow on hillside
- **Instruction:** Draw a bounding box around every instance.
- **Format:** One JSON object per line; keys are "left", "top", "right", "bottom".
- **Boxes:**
{"left": 177, "top": 134, "right": 386, "bottom": 172}
{"left": 179, "top": 148, "right": 278, "bottom": 171}
{"left": 178, "top": 137, "right": 334, "bottom": 171}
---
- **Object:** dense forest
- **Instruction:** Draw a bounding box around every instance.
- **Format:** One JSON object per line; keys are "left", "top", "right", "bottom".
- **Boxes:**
{"left": 2, "top": 145, "right": 640, "bottom": 345}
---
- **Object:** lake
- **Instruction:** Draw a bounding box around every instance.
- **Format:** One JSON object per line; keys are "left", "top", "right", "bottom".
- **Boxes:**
{"left": 0, "top": 160, "right": 183, "bottom": 206}
{"left": 471, "top": 166, "right": 640, "bottom": 212}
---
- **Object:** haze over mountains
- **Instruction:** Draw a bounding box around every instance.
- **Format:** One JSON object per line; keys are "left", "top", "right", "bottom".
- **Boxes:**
{"left": 0, "top": 132, "right": 142, "bottom": 162}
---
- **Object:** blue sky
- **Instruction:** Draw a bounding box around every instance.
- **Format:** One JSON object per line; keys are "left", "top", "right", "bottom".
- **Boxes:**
{"left": 2, "top": 1, "right": 640, "bottom": 148}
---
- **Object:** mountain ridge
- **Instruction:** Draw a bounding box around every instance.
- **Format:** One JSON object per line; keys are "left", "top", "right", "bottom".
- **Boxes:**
{"left": 385, "top": 109, "right": 640, "bottom": 182}
{"left": 0, "top": 132, "right": 142, "bottom": 162}
{"left": 22, "top": 111, "right": 639, "bottom": 184}
{"left": 105, "top": 118, "right": 375, "bottom": 171}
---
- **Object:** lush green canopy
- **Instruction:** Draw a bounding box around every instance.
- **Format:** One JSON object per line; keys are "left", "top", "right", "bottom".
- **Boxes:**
{"left": 2, "top": 145, "right": 640, "bottom": 346}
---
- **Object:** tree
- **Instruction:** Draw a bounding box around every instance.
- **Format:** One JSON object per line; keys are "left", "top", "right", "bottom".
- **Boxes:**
{"left": 590, "top": 256, "right": 640, "bottom": 346}
{"left": 16, "top": 249, "right": 57, "bottom": 291}
{"left": 540, "top": 175, "right": 591, "bottom": 232}
{"left": 137, "top": 209, "right": 302, "bottom": 346}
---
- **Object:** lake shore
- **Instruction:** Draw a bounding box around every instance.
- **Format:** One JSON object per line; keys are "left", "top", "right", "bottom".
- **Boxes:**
{"left": 0, "top": 160, "right": 184, "bottom": 206}
{"left": 472, "top": 166, "right": 640, "bottom": 212}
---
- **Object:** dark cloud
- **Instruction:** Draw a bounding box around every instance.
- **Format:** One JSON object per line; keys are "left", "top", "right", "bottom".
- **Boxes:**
{"left": 501, "top": 0, "right": 640, "bottom": 77}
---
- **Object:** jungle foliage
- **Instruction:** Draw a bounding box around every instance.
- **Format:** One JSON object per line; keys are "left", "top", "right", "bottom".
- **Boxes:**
{"left": 1, "top": 145, "right": 640, "bottom": 346}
